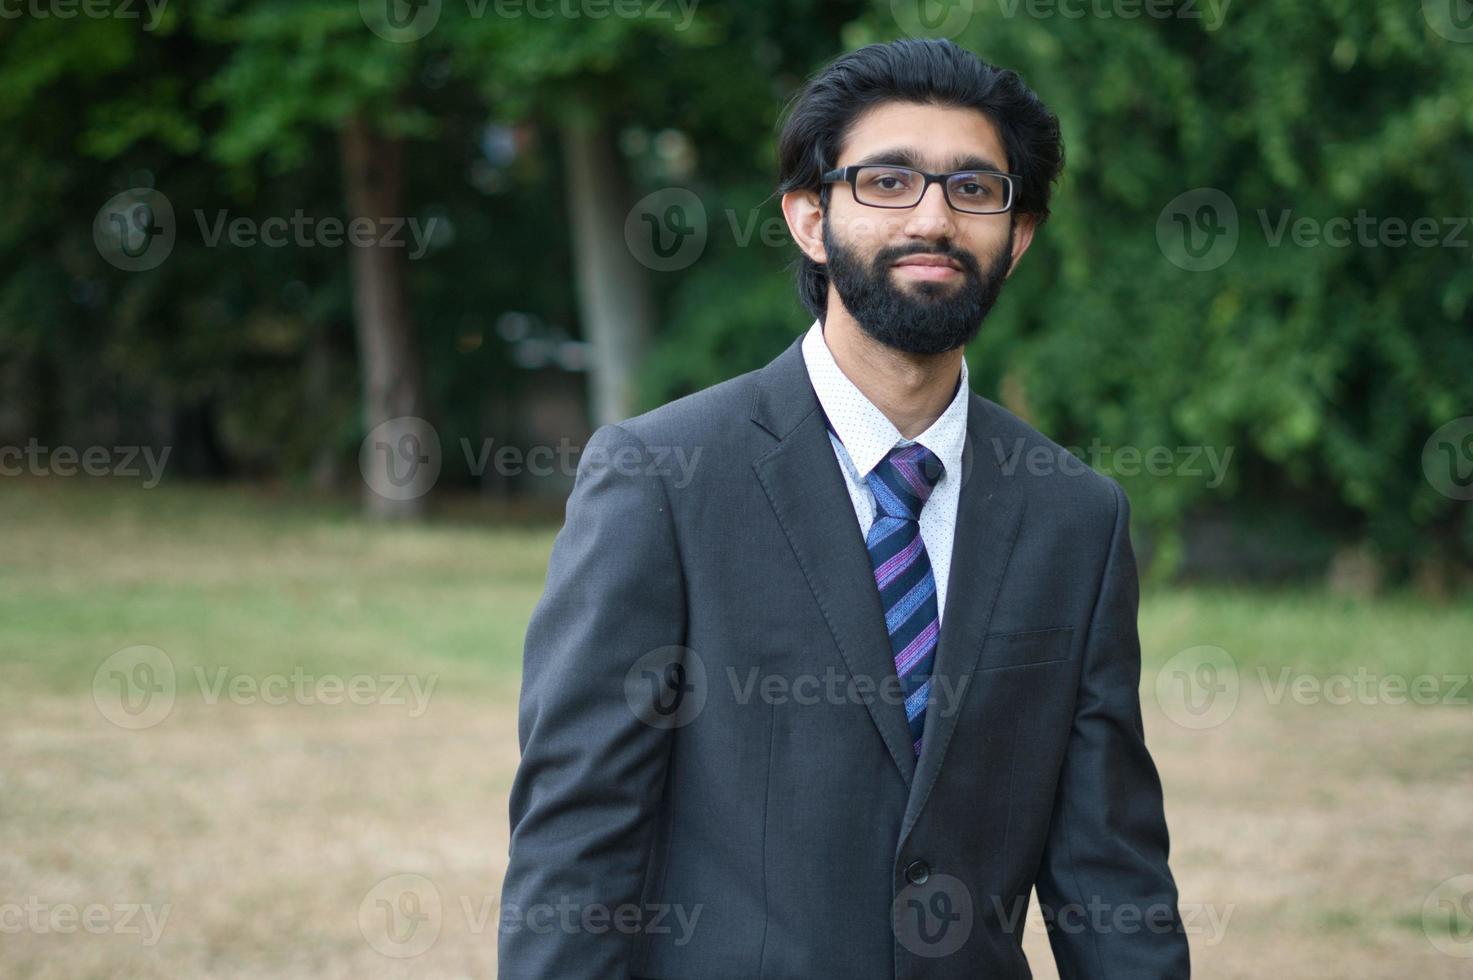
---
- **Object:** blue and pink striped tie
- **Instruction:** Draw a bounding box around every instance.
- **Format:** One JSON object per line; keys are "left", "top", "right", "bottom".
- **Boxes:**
{"left": 865, "top": 444, "right": 944, "bottom": 757}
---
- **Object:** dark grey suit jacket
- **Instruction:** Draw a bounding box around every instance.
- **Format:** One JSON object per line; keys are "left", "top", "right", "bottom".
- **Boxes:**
{"left": 499, "top": 336, "right": 1189, "bottom": 979}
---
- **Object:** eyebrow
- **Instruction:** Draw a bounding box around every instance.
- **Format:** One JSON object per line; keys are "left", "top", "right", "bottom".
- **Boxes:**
{"left": 848, "top": 146, "right": 1006, "bottom": 174}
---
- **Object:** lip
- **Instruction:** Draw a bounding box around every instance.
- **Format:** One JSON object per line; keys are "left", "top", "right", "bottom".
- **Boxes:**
{"left": 892, "top": 254, "right": 961, "bottom": 269}
{"left": 892, "top": 255, "right": 961, "bottom": 280}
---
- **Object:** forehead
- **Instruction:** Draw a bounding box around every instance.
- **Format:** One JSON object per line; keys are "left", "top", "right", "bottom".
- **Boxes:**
{"left": 836, "top": 101, "right": 1009, "bottom": 172}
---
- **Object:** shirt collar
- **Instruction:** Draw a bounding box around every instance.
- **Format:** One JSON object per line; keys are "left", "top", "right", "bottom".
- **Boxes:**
{"left": 800, "top": 319, "right": 969, "bottom": 482}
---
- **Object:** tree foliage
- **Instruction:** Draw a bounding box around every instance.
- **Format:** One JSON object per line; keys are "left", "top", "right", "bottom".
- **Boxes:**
{"left": 0, "top": 0, "right": 1468, "bottom": 570}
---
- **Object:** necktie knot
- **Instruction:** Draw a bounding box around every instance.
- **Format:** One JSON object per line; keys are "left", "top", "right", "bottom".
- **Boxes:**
{"left": 866, "top": 444, "right": 944, "bottom": 522}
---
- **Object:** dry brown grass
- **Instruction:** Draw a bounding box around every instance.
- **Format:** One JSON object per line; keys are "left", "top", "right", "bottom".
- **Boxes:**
{"left": 4, "top": 686, "right": 1469, "bottom": 978}
{"left": 3, "top": 482, "right": 1469, "bottom": 977}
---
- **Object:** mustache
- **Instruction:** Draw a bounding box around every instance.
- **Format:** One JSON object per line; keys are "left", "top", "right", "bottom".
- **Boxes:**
{"left": 874, "top": 242, "right": 982, "bottom": 278}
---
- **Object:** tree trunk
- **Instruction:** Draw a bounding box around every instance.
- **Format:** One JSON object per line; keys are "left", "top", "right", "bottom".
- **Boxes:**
{"left": 304, "top": 322, "right": 342, "bottom": 492}
{"left": 561, "top": 117, "right": 654, "bottom": 427}
{"left": 341, "top": 112, "right": 428, "bottom": 520}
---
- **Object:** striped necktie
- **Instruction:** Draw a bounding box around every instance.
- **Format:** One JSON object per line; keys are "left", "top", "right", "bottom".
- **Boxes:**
{"left": 865, "top": 443, "right": 945, "bottom": 756}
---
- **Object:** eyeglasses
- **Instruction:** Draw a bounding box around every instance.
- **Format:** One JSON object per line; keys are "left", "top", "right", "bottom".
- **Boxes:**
{"left": 821, "top": 165, "right": 1019, "bottom": 215}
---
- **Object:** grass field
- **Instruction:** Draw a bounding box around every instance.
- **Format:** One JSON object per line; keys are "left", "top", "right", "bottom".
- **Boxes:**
{"left": 2, "top": 479, "right": 1470, "bottom": 978}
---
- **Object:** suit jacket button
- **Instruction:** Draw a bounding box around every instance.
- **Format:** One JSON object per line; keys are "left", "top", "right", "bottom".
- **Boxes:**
{"left": 905, "top": 860, "right": 930, "bottom": 885}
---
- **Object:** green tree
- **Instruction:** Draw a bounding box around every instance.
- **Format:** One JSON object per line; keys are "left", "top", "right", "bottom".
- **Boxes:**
{"left": 645, "top": 0, "right": 1473, "bottom": 584}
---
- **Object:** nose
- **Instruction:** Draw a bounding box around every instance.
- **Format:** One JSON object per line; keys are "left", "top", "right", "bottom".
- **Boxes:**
{"left": 902, "top": 180, "right": 956, "bottom": 242}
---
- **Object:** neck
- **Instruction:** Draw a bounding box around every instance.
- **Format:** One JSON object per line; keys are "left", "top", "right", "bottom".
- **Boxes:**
{"left": 820, "top": 303, "right": 964, "bottom": 440}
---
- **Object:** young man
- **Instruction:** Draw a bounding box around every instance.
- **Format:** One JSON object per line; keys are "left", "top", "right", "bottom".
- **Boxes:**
{"left": 499, "top": 38, "right": 1189, "bottom": 979}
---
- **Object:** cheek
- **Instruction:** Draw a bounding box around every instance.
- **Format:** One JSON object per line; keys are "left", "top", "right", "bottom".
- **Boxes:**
{"left": 827, "top": 203, "right": 909, "bottom": 248}
{"left": 959, "top": 221, "right": 1013, "bottom": 266}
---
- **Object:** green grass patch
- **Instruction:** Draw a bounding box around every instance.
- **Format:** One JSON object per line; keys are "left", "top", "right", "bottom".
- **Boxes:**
{"left": 2, "top": 479, "right": 1468, "bottom": 698}
{"left": 0, "top": 479, "right": 556, "bottom": 696}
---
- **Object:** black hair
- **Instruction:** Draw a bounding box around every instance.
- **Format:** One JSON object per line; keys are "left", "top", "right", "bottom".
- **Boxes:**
{"left": 776, "top": 38, "right": 1064, "bottom": 320}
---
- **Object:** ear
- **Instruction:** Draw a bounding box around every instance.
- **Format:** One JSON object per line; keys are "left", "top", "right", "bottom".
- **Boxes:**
{"left": 781, "top": 188, "right": 827, "bottom": 265}
{"left": 1005, "top": 214, "right": 1037, "bottom": 278}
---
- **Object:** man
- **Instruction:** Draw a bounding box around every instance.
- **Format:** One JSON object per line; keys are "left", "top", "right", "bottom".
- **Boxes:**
{"left": 499, "top": 38, "right": 1189, "bottom": 979}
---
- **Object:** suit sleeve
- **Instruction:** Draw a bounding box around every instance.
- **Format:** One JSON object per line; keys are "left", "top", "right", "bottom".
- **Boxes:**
{"left": 498, "top": 423, "right": 686, "bottom": 979}
{"left": 1034, "top": 479, "right": 1191, "bottom": 978}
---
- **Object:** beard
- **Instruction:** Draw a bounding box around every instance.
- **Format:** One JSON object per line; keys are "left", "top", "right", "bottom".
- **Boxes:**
{"left": 821, "top": 214, "right": 1014, "bottom": 356}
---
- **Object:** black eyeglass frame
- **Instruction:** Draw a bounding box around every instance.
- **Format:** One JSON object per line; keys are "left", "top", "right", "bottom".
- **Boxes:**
{"left": 820, "top": 164, "right": 1022, "bottom": 215}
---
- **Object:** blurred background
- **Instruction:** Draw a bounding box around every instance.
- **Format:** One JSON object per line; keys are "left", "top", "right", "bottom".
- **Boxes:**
{"left": 1, "top": 0, "right": 1471, "bottom": 977}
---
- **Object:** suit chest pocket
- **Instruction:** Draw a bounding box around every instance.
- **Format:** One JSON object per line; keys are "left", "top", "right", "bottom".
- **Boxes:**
{"left": 976, "top": 626, "right": 1074, "bottom": 671}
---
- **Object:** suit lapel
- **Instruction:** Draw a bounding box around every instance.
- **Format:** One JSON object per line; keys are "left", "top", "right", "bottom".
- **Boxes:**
{"left": 748, "top": 340, "right": 1032, "bottom": 799}
{"left": 751, "top": 339, "right": 918, "bottom": 786}
{"left": 901, "top": 396, "right": 1028, "bottom": 840}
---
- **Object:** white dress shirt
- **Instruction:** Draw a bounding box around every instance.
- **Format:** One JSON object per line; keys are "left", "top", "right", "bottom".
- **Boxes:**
{"left": 800, "top": 320, "right": 969, "bottom": 624}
